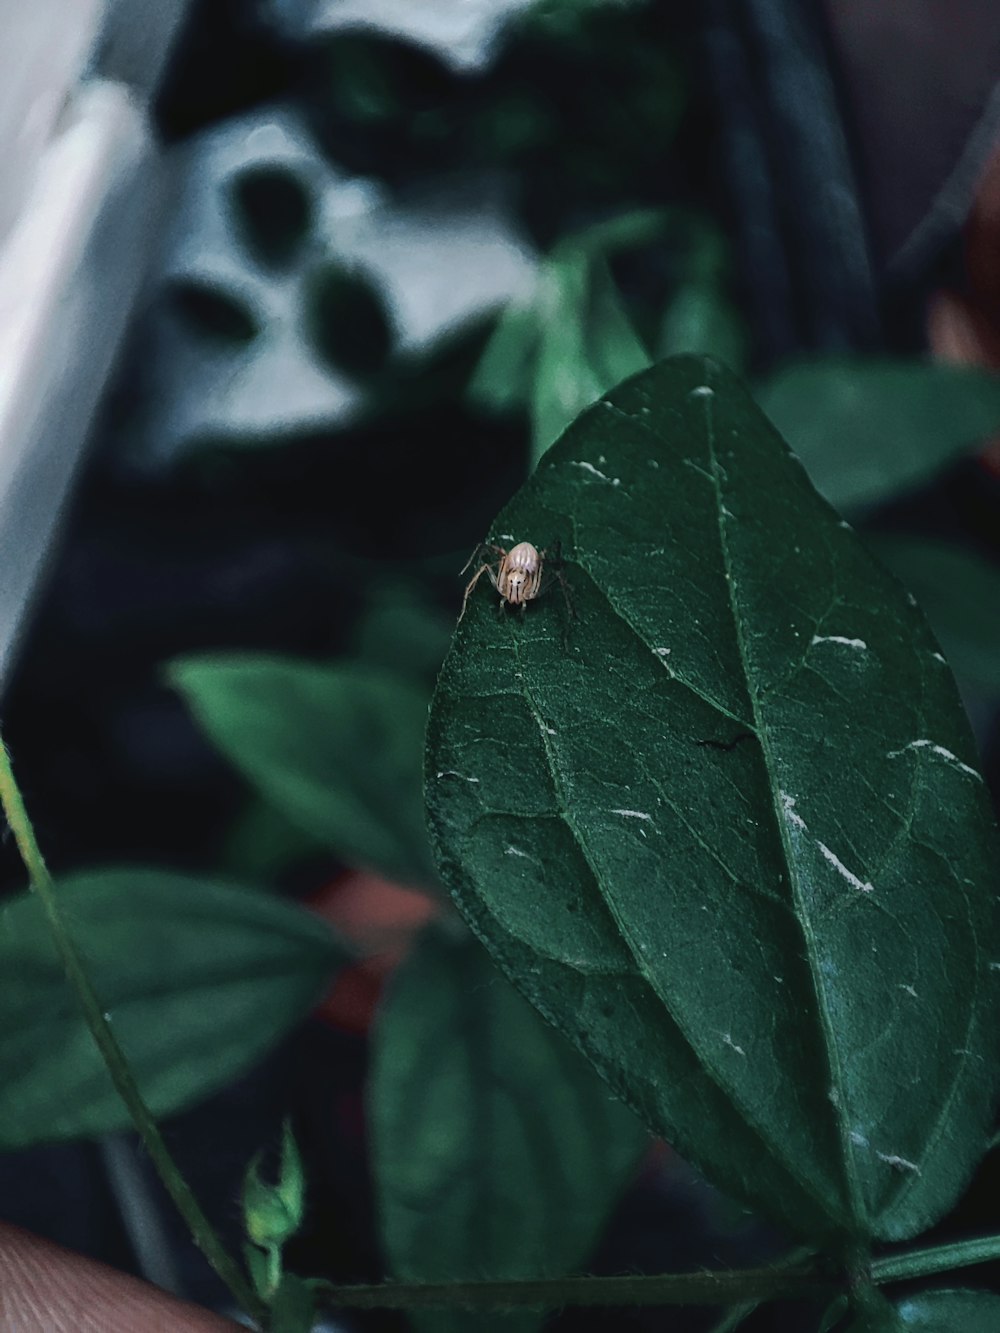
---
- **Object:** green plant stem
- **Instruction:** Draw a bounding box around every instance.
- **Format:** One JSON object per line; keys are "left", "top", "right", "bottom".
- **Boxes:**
{"left": 0, "top": 739, "right": 266, "bottom": 1327}
{"left": 706, "top": 1244, "right": 817, "bottom": 1333}
{"left": 316, "top": 1264, "right": 836, "bottom": 1313}
{"left": 871, "top": 1232, "right": 1000, "bottom": 1285}
{"left": 314, "top": 1228, "right": 1000, "bottom": 1317}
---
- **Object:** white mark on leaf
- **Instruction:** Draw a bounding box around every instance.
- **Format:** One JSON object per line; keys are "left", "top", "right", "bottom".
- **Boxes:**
{"left": 504, "top": 845, "right": 530, "bottom": 859}
{"left": 780, "top": 791, "right": 807, "bottom": 831}
{"left": 653, "top": 647, "right": 671, "bottom": 657}
{"left": 682, "top": 457, "right": 713, "bottom": 484}
{"left": 898, "top": 984, "right": 918, "bottom": 998}
{"left": 876, "top": 1152, "right": 920, "bottom": 1174}
{"left": 850, "top": 1130, "right": 869, "bottom": 1148}
{"left": 887, "top": 739, "right": 982, "bottom": 782}
{"left": 816, "top": 840, "right": 874, "bottom": 893}
{"left": 571, "top": 460, "right": 621, "bottom": 486}
{"left": 436, "top": 771, "right": 480, "bottom": 783}
{"left": 931, "top": 651, "right": 946, "bottom": 664}
{"left": 782, "top": 793, "right": 873, "bottom": 892}
{"left": 689, "top": 385, "right": 714, "bottom": 399}
{"left": 810, "top": 635, "right": 868, "bottom": 651}
{"left": 609, "top": 808, "right": 654, "bottom": 823}
{"left": 721, "top": 1032, "right": 746, "bottom": 1057}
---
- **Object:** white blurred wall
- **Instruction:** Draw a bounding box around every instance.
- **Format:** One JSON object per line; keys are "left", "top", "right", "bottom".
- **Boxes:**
{"left": 0, "top": 0, "right": 187, "bottom": 681}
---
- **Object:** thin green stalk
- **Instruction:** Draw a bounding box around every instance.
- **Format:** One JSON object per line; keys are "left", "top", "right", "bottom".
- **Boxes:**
{"left": 706, "top": 1244, "right": 818, "bottom": 1333}
{"left": 316, "top": 1263, "right": 836, "bottom": 1313}
{"left": 872, "top": 1232, "right": 1000, "bottom": 1286}
{"left": 0, "top": 739, "right": 266, "bottom": 1326}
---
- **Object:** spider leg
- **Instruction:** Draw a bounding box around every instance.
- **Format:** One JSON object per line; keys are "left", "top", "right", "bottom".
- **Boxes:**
{"left": 554, "top": 568, "right": 576, "bottom": 620}
{"left": 537, "top": 566, "right": 576, "bottom": 649}
{"left": 460, "top": 542, "right": 505, "bottom": 575}
{"left": 538, "top": 562, "right": 575, "bottom": 620}
{"left": 459, "top": 564, "right": 491, "bottom": 621}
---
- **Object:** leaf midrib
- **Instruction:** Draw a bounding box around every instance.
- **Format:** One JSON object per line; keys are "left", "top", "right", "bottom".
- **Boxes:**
{"left": 506, "top": 627, "right": 841, "bottom": 1226}
{"left": 699, "top": 385, "right": 864, "bottom": 1228}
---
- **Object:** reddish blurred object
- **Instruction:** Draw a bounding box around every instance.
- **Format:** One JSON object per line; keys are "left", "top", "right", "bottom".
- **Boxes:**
{"left": 306, "top": 870, "right": 438, "bottom": 1034}
{"left": 927, "top": 141, "right": 1000, "bottom": 476}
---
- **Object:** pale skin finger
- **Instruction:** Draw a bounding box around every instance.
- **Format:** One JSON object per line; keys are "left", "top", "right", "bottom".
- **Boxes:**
{"left": 0, "top": 1221, "right": 242, "bottom": 1332}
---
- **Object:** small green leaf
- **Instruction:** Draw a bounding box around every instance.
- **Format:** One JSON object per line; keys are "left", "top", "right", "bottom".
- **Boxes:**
{"left": 847, "top": 1289, "right": 1000, "bottom": 1331}
{"left": 426, "top": 356, "right": 1000, "bottom": 1242}
{"left": 244, "top": 1156, "right": 288, "bottom": 1249}
{"left": 370, "top": 922, "right": 648, "bottom": 1333}
{"left": 243, "top": 1123, "right": 306, "bottom": 1250}
{"left": 756, "top": 359, "right": 1000, "bottom": 511}
{"left": 866, "top": 537, "right": 1000, "bottom": 694}
{"left": 170, "top": 655, "right": 437, "bottom": 887}
{"left": 468, "top": 302, "right": 540, "bottom": 413}
{"left": 0, "top": 869, "right": 346, "bottom": 1148}
{"left": 471, "top": 212, "right": 665, "bottom": 456}
{"left": 658, "top": 279, "right": 747, "bottom": 375}
{"left": 531, "top": 254, "right": 649, "bottom": 464}
{"left": 278, "top": 1120, "right": 306, "bottom": 1226}
{"left": 244, "top": 1241, "right": 274, "bottom": 1300}
{"left": 586, "top": 260, "right": 652, "bottom": 389}
{"left": 566, "top": 208, "right": 673, "bottom": 260}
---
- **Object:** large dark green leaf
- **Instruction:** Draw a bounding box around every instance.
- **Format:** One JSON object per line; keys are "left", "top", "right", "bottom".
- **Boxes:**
{"left": 0, "top": 869, "right": 346, "bottom": 1147}
{"left": 866, "top": 536, "right": 1000, "bottom": 694}
{"left": 426, "top": 356, "right": 1000, "bottom": 1243}
{"left": 846, "top": 1289, "right": 1000, "bottom": 1331}
{"left": 170, "top": 655, "right": 437, "bottom": 887}
{"left": 757, "top": 360, "right": 1000, "bottom": 510}
{"left": 370, "top": 921, "right": 648, "bottom": 1333}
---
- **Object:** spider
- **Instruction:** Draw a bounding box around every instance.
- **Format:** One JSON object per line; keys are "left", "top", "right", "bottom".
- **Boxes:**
{"left": 459, "top": 539, "right": 572, "bottom": 622}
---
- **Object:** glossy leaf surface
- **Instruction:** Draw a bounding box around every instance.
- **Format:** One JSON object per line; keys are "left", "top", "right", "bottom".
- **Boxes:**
{"left": 426, "top": 356, "right": 1000, "bottom": 1242}
{"left": 0, "top": 869, "right": 345, "bottom": 1147}
{"left": 757, "top": 359, "right": 1000, "bottom": 510}
{"left": 171, "top": 655, "right": 437, "bottom": 887}
{"left": 370, "top": 922, "right": 648, "bottom": 1333}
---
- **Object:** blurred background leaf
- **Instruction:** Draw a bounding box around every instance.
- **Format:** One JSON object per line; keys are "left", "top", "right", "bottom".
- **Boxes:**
{"left": 757, "top": 360, "right": 1000, "bottom": 511}
{"left": 370, "top": 921, "right": 649, "bottom": 1333}
{"left": 0, "top": 869, "right": 347, "bottom": 1148}
{"left": 169, "top": 656, "right": 439, "bottom": 888}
